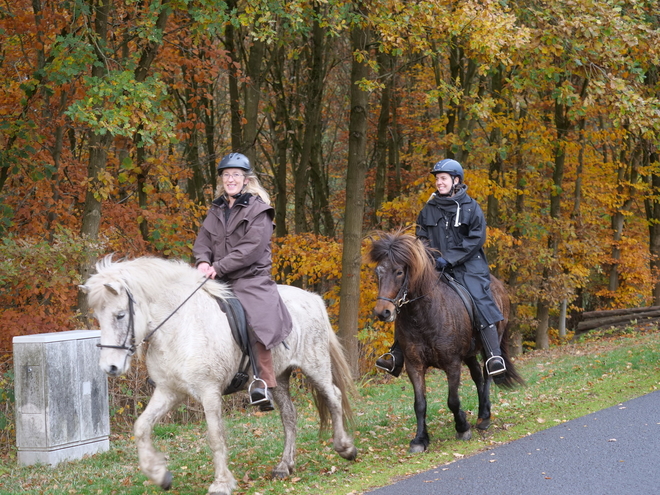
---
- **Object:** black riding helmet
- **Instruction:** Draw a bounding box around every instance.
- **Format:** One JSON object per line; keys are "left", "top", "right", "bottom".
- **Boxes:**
{"left": 217, "top": 152, "right": 252, "bottom": 174}
{"left": 430, "top": 158, "right": 464, "bottom": 183}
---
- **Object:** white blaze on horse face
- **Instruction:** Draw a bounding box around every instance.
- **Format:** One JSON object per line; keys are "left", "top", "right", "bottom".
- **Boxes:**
{"left": 95, "top": 294, "right": 135, "bottom": 376}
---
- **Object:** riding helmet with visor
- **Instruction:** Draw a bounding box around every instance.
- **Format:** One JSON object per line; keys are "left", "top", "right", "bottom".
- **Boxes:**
{"left": 217, "top": 152, "right": 252, "bottom": 174}
{"left": 430, "top": 158, "right": 463, "bottom": 183}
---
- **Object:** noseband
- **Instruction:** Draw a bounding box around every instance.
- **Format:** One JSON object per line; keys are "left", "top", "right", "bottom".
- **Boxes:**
{"left": 96, "top": 290, "right": 138, "bottom": 356}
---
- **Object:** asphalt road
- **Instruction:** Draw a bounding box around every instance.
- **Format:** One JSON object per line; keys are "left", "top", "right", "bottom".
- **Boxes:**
{"left": 365, "top": 390, "right": 660, "bottom": 495}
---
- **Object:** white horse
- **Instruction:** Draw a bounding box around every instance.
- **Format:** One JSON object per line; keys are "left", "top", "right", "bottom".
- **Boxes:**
{"left": 79, "top": 256, "right": 357, "bottom": 495}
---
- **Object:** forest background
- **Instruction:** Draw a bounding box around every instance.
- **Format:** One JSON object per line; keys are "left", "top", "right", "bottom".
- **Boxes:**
{"left": 1, "top": 0, "right": 660, "bottom": 376}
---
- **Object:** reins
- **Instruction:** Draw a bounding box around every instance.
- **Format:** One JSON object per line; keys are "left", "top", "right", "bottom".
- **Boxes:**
{"left": 97, "top": 275, "right": 212, "bottom": 356}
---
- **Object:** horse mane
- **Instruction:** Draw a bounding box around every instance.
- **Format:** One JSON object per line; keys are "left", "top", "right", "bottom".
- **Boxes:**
{"left": 367, "top": 230, "right": 439, "bottom": 296}
{"left": 85, "top": 255, "right": 232, "bottom": 312}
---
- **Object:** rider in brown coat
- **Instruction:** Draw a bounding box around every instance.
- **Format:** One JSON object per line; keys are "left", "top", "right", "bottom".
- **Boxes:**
{"left": 193, "top": 152, "right": 292, "bottom": 411}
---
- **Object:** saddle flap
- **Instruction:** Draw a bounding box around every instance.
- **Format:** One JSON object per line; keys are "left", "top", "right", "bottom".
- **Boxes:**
{"left": 216, "top": 296, "right": 249, "bottom": 354}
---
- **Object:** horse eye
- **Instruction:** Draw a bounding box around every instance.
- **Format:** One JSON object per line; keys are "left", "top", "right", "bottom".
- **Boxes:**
{"left": 116, "top": 313, "right": 125, "bottom": 320}
{"left": 396, "top": 269, "right": 404, "bottom": 276}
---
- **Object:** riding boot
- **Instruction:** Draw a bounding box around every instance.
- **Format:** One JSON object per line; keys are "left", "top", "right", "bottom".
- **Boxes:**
{"left": 376, "top": 341, "right": 404, "bottom": 377}
{"left": 480, "top": 323, "right": 506, "bottom": 379}
{"left": 249, "top": 341, "right": 276, "bottom": 412}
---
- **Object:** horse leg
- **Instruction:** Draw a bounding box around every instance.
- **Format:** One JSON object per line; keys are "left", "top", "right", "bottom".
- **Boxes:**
{"left": 133, "top": 387, "right": 182, "bottom": 490}
{"left": 445, "top": 365, "right": 472, "bottom": 441}
{"left": 465, "top": 355, "right": 492, "bottom": 430}
{"left": 406, "top": 364, "right": 430, "bottom": 453}
{"left": 271, "top": 369, "right": 297, "bottom": 478}
{"left": 200, "top": 390, "right": 237, "bottom": 495}
{"left": 303, "top": 367, "right": 357, "bottom": 462}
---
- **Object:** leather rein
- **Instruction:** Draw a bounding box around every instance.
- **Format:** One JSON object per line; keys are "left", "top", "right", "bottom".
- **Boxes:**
{"left": 96, "top": 276, "right": 212, "bottom": 356}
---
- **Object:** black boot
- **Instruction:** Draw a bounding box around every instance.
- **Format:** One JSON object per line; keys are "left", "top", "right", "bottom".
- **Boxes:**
{"left": 480, "top": 324, "right": 506, "bottom": 379}
{"left": 249, "top": 378, "right": 274, "bottom": 411}
{"left": 376, "top": 341, "right": 404, "bottom": 377}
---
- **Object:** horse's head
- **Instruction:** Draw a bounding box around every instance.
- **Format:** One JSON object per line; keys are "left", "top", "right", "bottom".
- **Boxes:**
{"left": 79, "top": 257, "right": 148, "bottom": 377}
{"left": 368, "top": 231, "right": 437, "bottom": 322}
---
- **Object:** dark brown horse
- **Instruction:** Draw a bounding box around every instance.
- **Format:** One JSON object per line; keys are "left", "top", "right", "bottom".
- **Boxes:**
{"left": 368, "top": 231, "right": 524, "bottom": 453}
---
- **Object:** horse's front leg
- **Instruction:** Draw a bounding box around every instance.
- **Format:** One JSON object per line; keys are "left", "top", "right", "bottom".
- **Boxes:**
{"left": 465, "top": 355, "right": 491, "bottom": 430}
{"left": 445, "top": 364, "right": 471, "bottom": 441}
{"left": 200, "top": 390, "right": 237, "bottom": 495}
{"left": 134, "top": 387, "right": 183, "bottom": 490}
{"left": 406, "top": 364, "right": 430, "bottom": 453}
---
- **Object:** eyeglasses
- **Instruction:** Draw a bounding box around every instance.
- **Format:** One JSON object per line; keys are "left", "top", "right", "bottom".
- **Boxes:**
{"left": 221, "top": 172, "right": 245, "bottom": 180}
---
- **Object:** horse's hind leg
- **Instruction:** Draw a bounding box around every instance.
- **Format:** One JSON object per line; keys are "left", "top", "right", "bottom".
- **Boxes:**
{"left": 133, "top": 387, "right": 182, "bottom": 490}
{"left": 445, "top": 365, "right": 472, "bottom": 441}
{"left": 271, "top": 368, "right": 296, "bottom": 478}
{"left": 200, "top": 391, "right": 237, "bottom": 495}
{"left": 303, "top": 367, "right": 357, "bottom": 461}
{"left": 465, "top": 355, "right": 491, "bottom": 430}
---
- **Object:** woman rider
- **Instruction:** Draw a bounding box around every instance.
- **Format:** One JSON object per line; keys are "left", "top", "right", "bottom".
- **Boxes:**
{"left": 193, "top": 152, "right": 292, "bottom": 411}
{"left": 376, "top": 158, "right": 506, "bottom": 381}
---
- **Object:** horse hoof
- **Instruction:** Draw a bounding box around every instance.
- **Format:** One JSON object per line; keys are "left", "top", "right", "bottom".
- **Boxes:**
{"left": 160, "top": 471, "right": 173, "bottom": 490}
{"left": 272, "top": 469, "right": 289, "bottom": 480}
{"left": 408, "top": 442, "right": 427, "bottom": 454}
{"left": 456, "top": 429, "right": 472, "bottom": 441}
{"left": 338, "top": 445, "right": 358, "bottom": 461}
{"left": 476, "top": 418, "right": 491, "bottom": 431}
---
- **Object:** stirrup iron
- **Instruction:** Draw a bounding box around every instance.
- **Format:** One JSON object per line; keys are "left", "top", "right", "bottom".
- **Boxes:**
{"left": 376, "top": 352, "right": 397, "bottom": 373}
{"left": 485, "top": 355, "right": 506, "bottom": 375}
{"left": 248, "top": 377, "right": 270, "bottom": 406}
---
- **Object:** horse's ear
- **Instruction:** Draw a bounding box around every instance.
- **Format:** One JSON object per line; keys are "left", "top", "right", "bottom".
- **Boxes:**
{"left": 78, "top": 285, "right": 89, "bottom": 294}
{"left": 104, "top": 283, "right": 121, "bottom": 296}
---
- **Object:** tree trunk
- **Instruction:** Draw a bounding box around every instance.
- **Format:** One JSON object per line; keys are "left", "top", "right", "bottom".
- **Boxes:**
{"left": 225, "top": 0, "right": 242, "bottom": 151}
{"left": 372, "top": 49, "right": 392, "bottom": 226}
{"left": 294, "top": 13, "right": 326, "bottom": 233}
{"left": 338, "top": 21, "right": 370, "bottom": 378}
{"left": 241, "top": 37, "right": 265, "bottom": 162}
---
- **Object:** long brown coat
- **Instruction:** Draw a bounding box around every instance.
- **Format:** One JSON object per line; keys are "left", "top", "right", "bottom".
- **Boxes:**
{"left": 192, "top": 193, "right": 292, "bottom": 349}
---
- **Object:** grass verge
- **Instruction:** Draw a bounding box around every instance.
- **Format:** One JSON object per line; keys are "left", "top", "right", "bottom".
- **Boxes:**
{"left": 1, "top": 328, "right": 659, "bottom": 495}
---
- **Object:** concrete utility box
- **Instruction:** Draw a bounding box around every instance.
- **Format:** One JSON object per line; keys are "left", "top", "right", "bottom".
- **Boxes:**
{"left": 13, "top": 330, "right": 110, "bottom": 466}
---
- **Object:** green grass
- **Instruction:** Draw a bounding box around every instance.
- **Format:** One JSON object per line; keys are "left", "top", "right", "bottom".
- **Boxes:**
{"left": 1, "top": 329, "right": 659, "bottom": 495}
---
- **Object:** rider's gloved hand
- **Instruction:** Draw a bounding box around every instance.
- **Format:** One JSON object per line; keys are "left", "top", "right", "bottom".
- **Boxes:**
{"left": 435, "top": 257, "right": 450, "bottom": 270}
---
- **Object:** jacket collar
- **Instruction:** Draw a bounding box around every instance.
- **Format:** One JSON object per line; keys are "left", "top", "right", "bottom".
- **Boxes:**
{"left": 213, "top": 192, "right": 253, "bottom": 208}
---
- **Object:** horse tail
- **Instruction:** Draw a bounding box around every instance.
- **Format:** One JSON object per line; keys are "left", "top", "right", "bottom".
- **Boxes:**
{"left": 497, "top": 322, "right": 526, "bottom": 389}
{"left": 311, "top": 324, "right": 357, "bottom": 434}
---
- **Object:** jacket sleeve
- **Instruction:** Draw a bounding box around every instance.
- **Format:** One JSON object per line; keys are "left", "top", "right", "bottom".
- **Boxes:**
{"left": 192, "top": 223, "right": 214, "bottom": 267}
{"left": 415, "top": 209, "right": 428, "bottom": 241}
{"left": 214, "top": 210, "right": 272, "bottom": 277}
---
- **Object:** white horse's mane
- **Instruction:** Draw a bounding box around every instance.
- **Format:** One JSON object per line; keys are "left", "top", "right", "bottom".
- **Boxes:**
{"left": 85, "top": 255, "right": 232, "bottom": 309}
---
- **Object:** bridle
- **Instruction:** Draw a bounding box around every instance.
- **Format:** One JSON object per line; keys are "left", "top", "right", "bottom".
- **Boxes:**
{"left": 376, "top": 269, "right": 426, "bottom": 313}
{"left": 96, "top": 276, "right": 211, "bottom": 356}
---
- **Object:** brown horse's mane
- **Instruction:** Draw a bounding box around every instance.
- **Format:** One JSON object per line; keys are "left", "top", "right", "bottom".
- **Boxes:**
{"left": 368, "top": 230, "right": 439, "bottom": 296}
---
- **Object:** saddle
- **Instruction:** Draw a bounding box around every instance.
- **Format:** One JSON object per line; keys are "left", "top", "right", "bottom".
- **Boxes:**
{"left": 441, "top": 272, "right": 479, "bottom": 334}
{"left": 215, "top": 296, "right": 253, "bottom": 395}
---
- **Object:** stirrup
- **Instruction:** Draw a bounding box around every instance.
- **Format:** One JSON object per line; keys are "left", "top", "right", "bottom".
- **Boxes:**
{"left": 485, "top": 355, "right": 506, "bottom": 376}
{"left": 248, "top": 378, "right": 270, "bottom": 406}
{"left": 376, "top": 352, "right": 397, "bottom": 373}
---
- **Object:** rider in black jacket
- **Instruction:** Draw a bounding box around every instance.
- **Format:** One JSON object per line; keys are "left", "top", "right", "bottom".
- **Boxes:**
{"left": 376, "top": 158, "right": 507, "bottom": 380}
